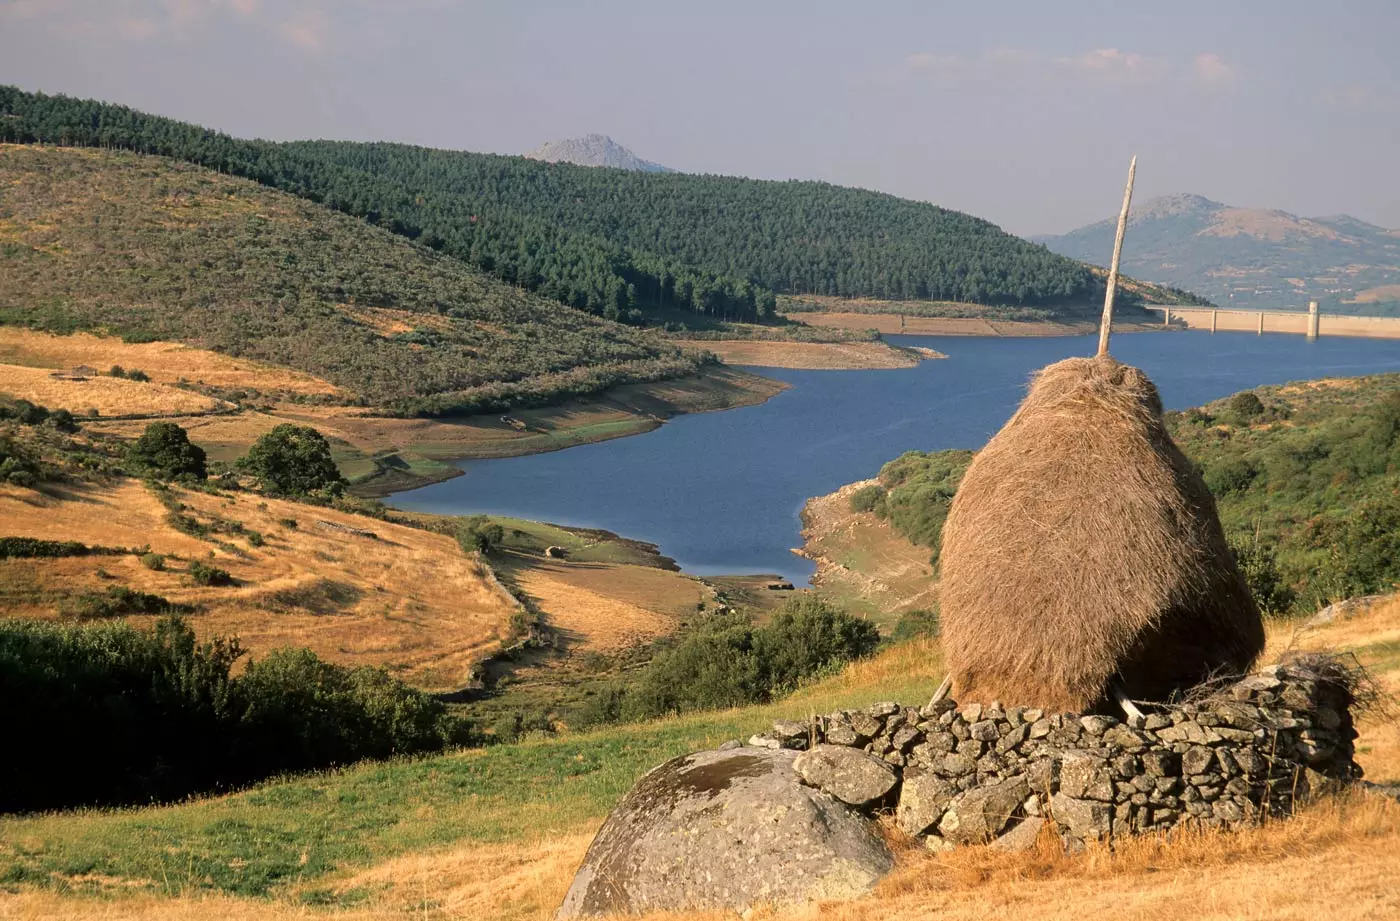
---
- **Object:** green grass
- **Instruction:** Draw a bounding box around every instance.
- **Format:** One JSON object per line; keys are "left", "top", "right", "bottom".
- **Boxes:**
{"left": 0, "top": 644, "right": 937, "bottom": 898}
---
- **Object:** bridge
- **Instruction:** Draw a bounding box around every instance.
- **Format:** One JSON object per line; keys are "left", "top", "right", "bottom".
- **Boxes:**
{"left": 1144, "top": 301, "right": 1400, "bottom": 340}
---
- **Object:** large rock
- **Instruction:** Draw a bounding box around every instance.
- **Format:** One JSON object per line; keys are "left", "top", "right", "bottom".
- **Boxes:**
{"left": 793, "top": 744, "right": 898, "bottom": 806}
{"left": 937, "top": 775, "right": 1030, "bottom": 845}
{"left": 556, "top": 748, "right": 893, "bottom": 918}
{"left": 896, "top": 770, "right": 957, "bottom": 836}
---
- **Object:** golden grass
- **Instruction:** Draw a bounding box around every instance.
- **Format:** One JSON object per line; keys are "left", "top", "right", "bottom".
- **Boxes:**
{"left": 691, "top": 340, "right": 922, "bottom": 370}
{"left": 0, "top": 328, "right": 341, "bottom": 396}
{"left": 0, "top": 482, "right": 518, "bottom": 690}
{"left": 0, "top": 364, "right": 225, "bottom": 417}
{"left": 515, "top": 562, "right": 687, "bottom": 653}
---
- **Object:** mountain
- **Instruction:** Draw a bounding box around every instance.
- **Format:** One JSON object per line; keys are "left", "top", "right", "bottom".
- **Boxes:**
{"left": 0, "top": 144, "right": 700, "bottom": 416}
{"left": 1036, "top": 193, "right": 1400, "bottom": 312}
{"left": 527, "top": 134, "right": 674, "bottom": 173}
{"left": 2, "top": 87, "right": 1146, "bottom": 320}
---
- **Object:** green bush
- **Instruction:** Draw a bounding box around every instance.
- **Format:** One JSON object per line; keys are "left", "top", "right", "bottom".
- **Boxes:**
{"left": 455, "top": 515, "right": 506, "bottom": 553}
{"left": 1204, "top": 456, "right": 1258, "bottom": 495}
{"left": 848, "top": 483, "right": 888, "bottom": 515}
{"left": 46, "top": 409, "right": 78, "bottom": 433}
{"left": 602, "top": 596, "right": 880, "bottom": 724}
{"left": 127, "top": 421, "right": 207, "bottom": 480}
{"left": 140, "top": 552, "right": 166, "bottom": 571}
{"left": 238, "top": 424, "right": 346, "bottom": 497}
{"left": 59, "top": 585, "right": 195, "bottom": 621}
{"left": 0, "top": 616, "right": 467, "bottom": 811}
{"left": 1228, "top": 538, "right": 1295, "bottom": 616}
{"left": 1227, "top": 391, "right": 1266, "bottom": 422}
{"left": 0, "top": 536, "right": 97, "bottom": 559}
{"left": 188, "top": 560, "right": 233, "bottom": 587}
{"left": 888, "top": 607, "right": 942, "bottom": 643}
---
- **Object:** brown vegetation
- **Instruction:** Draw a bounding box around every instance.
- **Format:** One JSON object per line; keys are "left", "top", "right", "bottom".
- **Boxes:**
{"left": 0, "top": 363, "right": 227, "bottom": 417}
{"left": 939, "top": 356, "right": 1263, "bottom": 710}
{"left": 0, "top": 482, "right": 518, "bottom": 690}
{"left": 0, "top": 327, "right": 342, "bottom": 397}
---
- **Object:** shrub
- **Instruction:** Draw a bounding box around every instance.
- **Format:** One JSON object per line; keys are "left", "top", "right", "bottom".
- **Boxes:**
{"left": 0, "top": 616, "right": 464, "bottom": 811}
{"left": 109, "top": 365, "right": 126, "bottom": 378}
{"left": 455, "top": 515, "right": 505, "bottom": 553}
{"left": 614, "top": 597, "right": 880, "bottom": 722}
{"left": 189, "top": 560, "right": 233, "bottom": 586}
{"left": 889, "top": 607, "right": 942, "bottom": 643}
{"left": 1204, "top": 456, "right": 1258, "bottom": 495}
{"left": 126, "top": 369, "right": 151, "bottom": 383}
{"left": 278, "top": 517, "right": 298, "bottom": 529}
{"left": 1228, "top": 538, "right": 1295, "bottom": 616}
{"left": 0, "top": 537, "right": 96, "bottom": 559}
{"left": 59, "top": 585, "right": 195, "bottom": 620}
{"left": 1227, "top": 391, "right": 1266, "bottom": 422}
{"left": 46, "top": 409, "right": 78, "bottom": 433}
{"left": 238, "top": 424, "right": 346, "bottom": 496}
{"left": 848, "top": 483, "right": 888, "bottom": 516}
{"left": 127, "top": 421, "right": 207, "bottom": 480}
{"left": 140, "top": 552, "right": 166, "bottom": 571}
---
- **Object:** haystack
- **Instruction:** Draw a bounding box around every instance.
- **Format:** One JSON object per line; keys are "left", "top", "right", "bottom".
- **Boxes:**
{"left": 938, "top": 355, "right": 1264, "bottom": 711}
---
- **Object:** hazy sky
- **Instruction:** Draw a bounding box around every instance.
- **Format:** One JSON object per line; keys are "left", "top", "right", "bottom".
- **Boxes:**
{"left": 3, "top": 0, "right": 1398, "bottom": 235}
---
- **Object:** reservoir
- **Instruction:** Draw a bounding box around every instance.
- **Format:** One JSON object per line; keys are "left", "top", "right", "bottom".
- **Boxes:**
{"left": 389, "top": 333, "right": 1400, "bottom": 581}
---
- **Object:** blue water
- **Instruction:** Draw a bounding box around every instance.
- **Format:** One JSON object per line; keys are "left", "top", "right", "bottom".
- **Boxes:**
{"left": 389, "top": 333, "right": 1400, "bottom": 582}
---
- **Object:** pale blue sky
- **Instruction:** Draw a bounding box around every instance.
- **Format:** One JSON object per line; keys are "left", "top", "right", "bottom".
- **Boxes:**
{"left": 2, "top": 0, "right": 1397, "bottom": 235}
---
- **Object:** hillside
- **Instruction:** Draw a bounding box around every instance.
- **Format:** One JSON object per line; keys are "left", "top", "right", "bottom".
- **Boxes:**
{"left": 0, "top": 144, "right": 702, "bottom": 418}
{"left": 1, "top": 597, "right": 1396, "bottom": 918}
{"left": 1037, "top": 193, "right": 1400, "bottom": 313}
{"left": 526, "top": 134, "right": 674, "bottom": 172}
{"left": 6, "top": 86, "right": 1132, "bottom": 321}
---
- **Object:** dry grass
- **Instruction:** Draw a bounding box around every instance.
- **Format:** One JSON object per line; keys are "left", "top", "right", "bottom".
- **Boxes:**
{"left": 514, "top": 561, "right": 695, "bottom": 653}
{"left": 0, "top": 328, "right": 341, "bottom": 396}
{"left": 692, "top": 340, "right": 922, "bottom": 370}
{"left": 0, "top": 363, "right": 226, "bottom": 417}
{"left": 0, "top": 482, "right": 518, "bottom": 690}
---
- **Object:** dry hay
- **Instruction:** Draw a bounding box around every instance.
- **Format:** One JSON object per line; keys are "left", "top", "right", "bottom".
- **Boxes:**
{"left": 939, "top": 355, "right": 1263, "bottom": 711}
{"left": 0, "top": 363, "right": 226, "bottom": 417}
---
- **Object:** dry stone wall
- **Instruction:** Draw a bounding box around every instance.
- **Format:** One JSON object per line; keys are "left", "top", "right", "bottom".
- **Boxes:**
{"left": 746, "top": 656, "right": 1360, "bottom": 851}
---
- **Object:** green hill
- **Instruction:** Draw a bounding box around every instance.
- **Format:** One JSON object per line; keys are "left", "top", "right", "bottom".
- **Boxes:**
{"left": 0, "top": 144, "right": 701, "bottom": 416}
{"left": 6, "top": 86, "right": 1142, "bottom": 322}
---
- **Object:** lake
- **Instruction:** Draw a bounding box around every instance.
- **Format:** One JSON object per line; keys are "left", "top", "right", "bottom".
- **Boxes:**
{"left": 388, "top": 332, "right": 1400, "bottom": 581}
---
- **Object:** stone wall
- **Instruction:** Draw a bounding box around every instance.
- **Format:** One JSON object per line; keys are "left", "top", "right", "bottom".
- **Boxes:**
{"left": 746, "top": 656, "right": 1360, "bottom": 851}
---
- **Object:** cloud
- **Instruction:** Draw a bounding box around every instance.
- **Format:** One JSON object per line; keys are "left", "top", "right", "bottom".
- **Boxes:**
{"left": 0, "top": 0, "right": 331, "bottom": 51}
{"left": 1192, "top": 52, "right": 1235, "bottom": 88}
{"left": 870, "top": 46, "right": 1188, "bottom": 92}
{"left": 1314, "top": 85, "right": 1397, "bottom": 113}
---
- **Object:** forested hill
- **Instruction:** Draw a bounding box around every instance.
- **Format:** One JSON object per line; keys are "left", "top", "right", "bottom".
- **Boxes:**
{"left": 5, "top": 87, "right": 1116, "bottom": 321}
{"left": 0, "top": 144, "right": 702, "bottom": 416}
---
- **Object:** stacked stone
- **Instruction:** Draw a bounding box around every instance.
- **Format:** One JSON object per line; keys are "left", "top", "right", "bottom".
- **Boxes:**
{"left": 744, "top": 658, "right": 1359, "bottom": 852}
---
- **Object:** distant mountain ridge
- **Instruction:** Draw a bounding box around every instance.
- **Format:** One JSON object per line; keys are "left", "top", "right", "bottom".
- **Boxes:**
{"left": 526, "top": 134, "right": 675, "bottom": 173}
{"left": 1035, "top": 194, "right": 1400, "bottom": 312}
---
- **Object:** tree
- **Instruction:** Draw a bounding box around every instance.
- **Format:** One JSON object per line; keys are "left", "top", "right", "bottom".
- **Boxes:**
{"left": 127, "top": 422, "right": 207, "bottom": 480}
{"left": 238, "top": 424, "right": 345, "bottom": 496}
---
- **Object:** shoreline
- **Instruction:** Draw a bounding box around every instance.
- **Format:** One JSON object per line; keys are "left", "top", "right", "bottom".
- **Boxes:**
{"left": 792, "top": 311, "right": 1166, "bottom": 338}
{"left": 358, "top": 365, "right": 788, "bottom": 497}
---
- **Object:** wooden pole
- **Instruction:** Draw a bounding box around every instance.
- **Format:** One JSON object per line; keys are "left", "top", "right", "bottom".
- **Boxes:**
{"left": 1097, "top": 155, "right": 1137, "bottom": 358}
{"left": 927, "top": 674, "right": 953, "bottom": 709}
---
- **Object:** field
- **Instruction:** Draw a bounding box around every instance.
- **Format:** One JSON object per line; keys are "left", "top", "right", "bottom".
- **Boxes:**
{"left": 0, "top": 481, "right": 520, "bottom": 690}
{"left": 1, "top": 597, "right": 1397, "bottom": 920}
{"left": 0, "top": 364, "right": 228, "bottom": 418}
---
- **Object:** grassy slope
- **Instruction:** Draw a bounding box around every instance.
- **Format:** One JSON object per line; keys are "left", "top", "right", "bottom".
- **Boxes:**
{"left": 2, "top": 600, "right": 1397, "bottom": 919}
{"left": 0, "top": 144, "right": 701, "bottom": 415}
